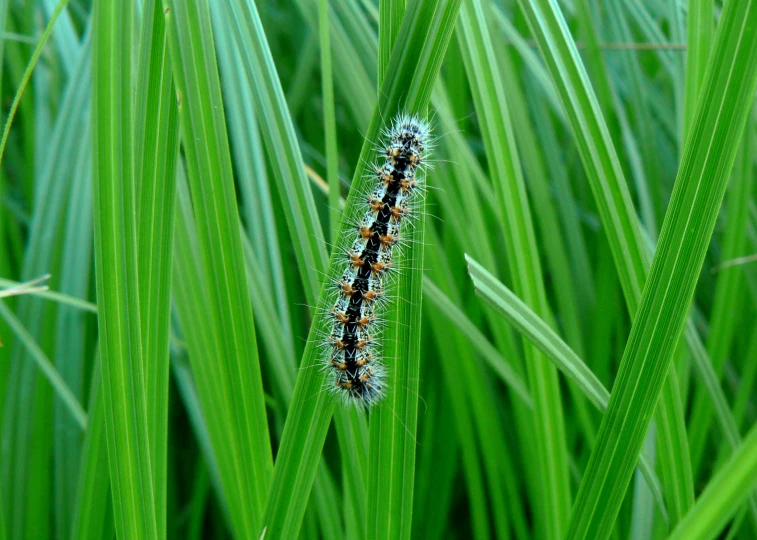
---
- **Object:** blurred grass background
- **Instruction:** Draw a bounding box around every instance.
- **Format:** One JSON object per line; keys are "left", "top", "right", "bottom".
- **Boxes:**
{"left": 1, "top": 0, "right": 757, "bottom": 538}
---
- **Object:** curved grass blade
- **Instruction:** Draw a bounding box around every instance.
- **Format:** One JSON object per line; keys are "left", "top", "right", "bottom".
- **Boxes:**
{"left": 0, "top": 0, "right": 71, "bottom": 167}
{"left": 566, "top": 0, "right": 757, "bottom": 535}
{"left": 466, "top": 254, "right": 666, "bottom": 519}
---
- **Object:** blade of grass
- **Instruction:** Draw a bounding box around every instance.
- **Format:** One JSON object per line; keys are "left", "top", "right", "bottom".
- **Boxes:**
{"left": 516, "top": 0, "right": 648, "bottom": 310}
{"left": 566, "top": 0, "right": 757, "bottom": 534}
{"left": 163, "top": 0, "right": 274, "bottom": 535}
{"left": 1, "top": 24, "right": 89, "bottom": 538}
{"left": 0, "top": 279, "right": 97, "bottom": 313}
{"left": 365, "top": 146, "right": 425, "bottom": 539}
{"left": 423, "top": 278, "right": 531, "bottom": 406}
{"left": 427, "top": 228, "right": 529, "bottom": 539}
{"left": 630, "top": 429, "right": 657, "bottom": 540}
{"left": 52, "top": 121, "right": 92, "bottom": 540}
{"left": 319, "top": 0, "right": 340, "bottom": 242}
{"left": 378, "top": 0, "right": 405, "bottom": 83}
{"left": 210, "top": 3, "right": 368, "bottom": 532}
{"left": 0, "top": 300, "right": 86, "bottom": 428}
{"left": 171, "top": 177, "right": 228, "bottom": 511}
{"left": 411, "top": 370, "right": 459, "bottom": 540}
{"left": 213, "top": 0, "right": 329, "bottom": 308}
{"left": 683, "top": 0, "right": 714, "bottom": 139}
{"left": 70, "top": 355, "right": 114, "bottom": 540}
{"left": 604, "top": 2, "right": 659, "bottom": 236}
{"left": 669, "top": 422, "right": 757, "bottom": 540}
{"left": 495, "top": 28, "right": 598, "bottom": 449}
{"left": 211, "top": 1, "right": 294, "bottom": 374}
{"left": 457, "top": 1, "right": 571, "bottom": 535}
{"left": 39, "top": 0, "right": 79, "bottom": 70}
{"left": 134, "top": 0, "right": 180, "bottom": 536}
{"left": 0, "top": 0, "right": 71, "bottom": 167}
{"left": 514, "top": 0, "right": 739, "bottom": 529}
{"left": 261, "top": 1, "right": 463, "bottom": 536}
{"left": 366, "top": 1, "right": 438, "bottom": 536}
{"left": 687, "top": 112, "right": 754, "bottom": 473}
{"left": 466, "top": 254, "right": 666, "bottom": 517}
{"left": 92, "top": 0, "right": 157, "bottom": 535}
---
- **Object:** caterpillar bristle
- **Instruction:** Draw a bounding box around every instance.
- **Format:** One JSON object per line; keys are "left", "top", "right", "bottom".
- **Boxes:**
{"left": 322, "top": 113, "right": 431, "bottom": 408}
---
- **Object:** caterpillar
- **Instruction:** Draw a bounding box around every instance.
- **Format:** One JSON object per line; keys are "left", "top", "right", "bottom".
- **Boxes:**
{"left": 323, "top": 113, "right": 431, "bottom": 407}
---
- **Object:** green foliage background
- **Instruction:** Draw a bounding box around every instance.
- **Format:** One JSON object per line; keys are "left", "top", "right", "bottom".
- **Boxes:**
{"left": 1, "top": 0, "right": 757, "bottom": 538}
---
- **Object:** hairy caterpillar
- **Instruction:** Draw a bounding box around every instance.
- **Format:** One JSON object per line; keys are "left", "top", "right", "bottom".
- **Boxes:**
{"left": 323, "top": 114, "right": 431, "bottom": 407}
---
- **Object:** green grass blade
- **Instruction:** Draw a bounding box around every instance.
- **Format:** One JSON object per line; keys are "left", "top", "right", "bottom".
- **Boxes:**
{"left": 213, "top": 0, "right": 329, "bottom": 308}
{"left": 687, "top": 117, "right": 754, "bottom": 473}
{"left": 163, "top": 0, "right": 273, "bottom": 535}
{"left": 467, "top": 256, "right": 608, "bottom": 410}
{"left": 566, "top": 0, "right": 757, "bottom": 535}
{"left": 1, "top": 40, "right": 89, "bottom": 540}
{"left": 261, "top": 1, "right": 462, "bottom": 536}
{"left": 0, "top": 279, "right": 97, "bottom": 313}
{"left": 516, "top": 0, "right": 648, "bottom": 311}
{"left": 365, "top": 2, "right": 441, "bottom": 536}
{"left": 378, "top": 0, "right": 405, "bottom": 83}
{"left": 423, "top": 278, "right": 532, "bottom": 406}
{"left": 0, "top": 301, "right": 86, "bottom": 428}
{"left": 134, "top": 0, "right": 180, "bottom": 535}
{"left": 70, "top": 356, "right": 113, "bottom": 540}
{"left": 514, "top": 0, "right": 717, "bottom": 529}
{"left": 53, "top": 121, "right": 93, "bottom": 540}
{"left": 211, "top": 0, "right": 294, "bottom": 368}
{"left": 466, "top": 255, "right": 666, "bottom": 515}
{"left": 669, "top": 423, "right": 757, "bottom": 540}
{"left": 365, "top": 144, "right": 425, "bottom": 540}
{"left": 92, "top": 0, "right": 157, "bottom": 535}
{"left": 0, "top": 0, "right": 71, "bottom": 167}
{"left": 457, "top": 1, "right": 571, "bottom": 535}
{"left": 683, "top": 0, "right": 714, "bottom": 139}
{"left": 319, "top": 0, "right": 340, "bottom": 242}
{"left": 424, "top": 235, "right": 499, "bottom": 539}
{"left": 0, "top": 488, "right": 4, "bottom": 540}
{"left": 494, "top": 19, "right": 598, "bottom": 449}
{"left": 171, "top": 168, "right": 227, "bottom": 514}
{"left": 210, "top": 2, "right": 367, "bottom": 533}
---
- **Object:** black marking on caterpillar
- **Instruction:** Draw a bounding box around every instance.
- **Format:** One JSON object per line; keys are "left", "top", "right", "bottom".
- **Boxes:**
{"left": 323, "top": 114, "right": 431, "bottom": 407}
